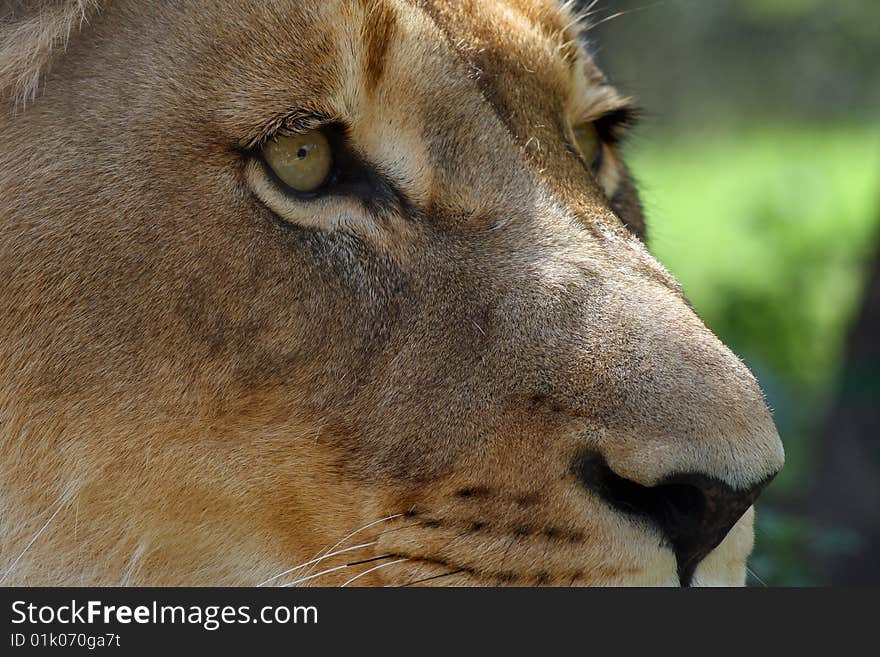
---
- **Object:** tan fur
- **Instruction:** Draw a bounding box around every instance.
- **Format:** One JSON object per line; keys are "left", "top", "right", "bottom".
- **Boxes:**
{"left": 0, "top": 0, "right": 102, "bottom": 106}
{"left": 0, "top": 0, "right": 783, "bottom": 586}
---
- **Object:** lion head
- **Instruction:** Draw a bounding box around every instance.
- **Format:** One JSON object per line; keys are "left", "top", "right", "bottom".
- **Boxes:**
{"left": 0, "top": 0, "right": 783, "bottom": 586}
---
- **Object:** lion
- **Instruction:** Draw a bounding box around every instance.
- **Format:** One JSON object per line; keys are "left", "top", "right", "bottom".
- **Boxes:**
{"left": 0, "top": 0, "right": 783, "bottom": 587}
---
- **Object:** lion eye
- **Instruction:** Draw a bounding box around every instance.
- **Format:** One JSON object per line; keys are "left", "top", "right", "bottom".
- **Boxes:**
{"left": 262, "top": 129, "right": 333, "bottom": 193}
{"left": 573, "top": 123, "right": 601, "bottom": 171}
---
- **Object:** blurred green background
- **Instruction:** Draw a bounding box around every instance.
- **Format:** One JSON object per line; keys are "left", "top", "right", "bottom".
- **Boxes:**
{"left": 592, "top": 0, "right": 880, "bottom": 585}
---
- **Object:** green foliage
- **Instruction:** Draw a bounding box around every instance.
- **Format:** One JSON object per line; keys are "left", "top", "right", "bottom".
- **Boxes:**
{"left": 593, "top": 0, "right": 880, "bottom": 127}
{"left": 625, "top": 122, "right": 880, "bottom": 584}
{"left": 739, "top": 0, "right": 825, "bottom": 21}
{"left": 591, "top": 0, "right": 879, "bottom": 588}
{"left": 630, "top": 123, "right": 879, "bottom": 392}
{"left": 749, "top": 508, "right": 864, "bottom": 587}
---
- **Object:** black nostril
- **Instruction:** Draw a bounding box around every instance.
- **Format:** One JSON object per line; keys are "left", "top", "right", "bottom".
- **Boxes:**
{"left": 573, "top": 453, "right": 775, "bottom": 586}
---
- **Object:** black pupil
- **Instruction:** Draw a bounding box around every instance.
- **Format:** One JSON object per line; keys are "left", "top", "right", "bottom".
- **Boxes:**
{"left": 297, "top": 146, "right": 309, "bottom": 160}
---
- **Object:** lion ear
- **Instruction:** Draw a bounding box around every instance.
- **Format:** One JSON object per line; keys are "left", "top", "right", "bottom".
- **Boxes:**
{"left": 0, "top": 0, "right": 103, "bottom": 108}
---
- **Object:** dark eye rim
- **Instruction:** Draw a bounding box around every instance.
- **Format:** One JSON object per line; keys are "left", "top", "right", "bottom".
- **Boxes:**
{"left": 590, "top": 141, "right": 604, "bottom": 176}
{"left": 250, "top": 121, "right": 406, "bottom": 215}
{"left": 257, "top": 149, "right": 339, "bottom": 200}
{"left": 594, "top": 105, "right": 640, "bottom": 145}
{"left": 257, "top": 123, "right": 349, "bottom": 200}
{"left": 567, "top": 103, "right": 639, "bottom": 181}
{"left": 566, "top": 122, "right": 604, "bottom": 178}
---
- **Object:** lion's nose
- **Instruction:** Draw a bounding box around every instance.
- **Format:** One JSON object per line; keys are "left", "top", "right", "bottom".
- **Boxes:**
{"left": 573, "top": 453, "right": 776, "bottom": 586}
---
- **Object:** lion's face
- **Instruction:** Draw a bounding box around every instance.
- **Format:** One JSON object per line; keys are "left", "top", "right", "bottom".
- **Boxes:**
{"left": 0, "top": 0, "right": 783, "bottom": 586}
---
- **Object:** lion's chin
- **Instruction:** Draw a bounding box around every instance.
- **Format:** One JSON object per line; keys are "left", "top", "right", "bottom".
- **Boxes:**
{"left": 689, "top": 507, "right": 756, "bottom": 587}
{"left": 619, "top": 506, "right": 755, "bottom": 587}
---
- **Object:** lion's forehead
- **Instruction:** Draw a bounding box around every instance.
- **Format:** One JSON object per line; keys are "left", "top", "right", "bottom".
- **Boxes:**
{"left": 146, "top": 0, "right": 604, "bottom": 209}
{"left": 407, "top": 0, "right": 585, "bottom": 125}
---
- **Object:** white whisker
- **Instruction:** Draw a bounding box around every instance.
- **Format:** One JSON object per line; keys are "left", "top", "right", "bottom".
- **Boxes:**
{"left": 747, "top": 565, "right": 768, "bottom": 587}
{"left": 585, "top": 2, "right": 664, "bottom": 32}
{"left": 341, "top": 559, "right": 408, "bottom": 587}
{"left": 1, "top": 493, "right": 71, "bottom": 584}
{"left": 587, "top": 10, "right": 626, "bottom": 30}
{"left": 256, "top": 541, "right": 377, "bottom": 587}
{"left": 299, "top": 513, "right": 404, "bottom": 579}
{"left": 282, "top": 563, "right": 351, "bottom": 587}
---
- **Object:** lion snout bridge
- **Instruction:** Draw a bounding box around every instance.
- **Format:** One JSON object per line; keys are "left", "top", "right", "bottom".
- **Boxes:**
{"left": 523, "top": 252, "right": 785, "bottom": 583}
{"left": 548, "top": 259, "right": 787, "bottom": 483}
